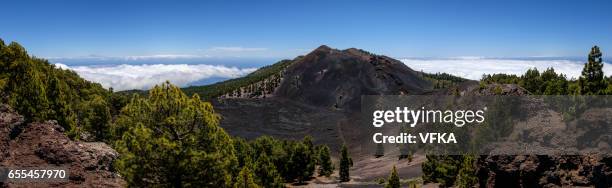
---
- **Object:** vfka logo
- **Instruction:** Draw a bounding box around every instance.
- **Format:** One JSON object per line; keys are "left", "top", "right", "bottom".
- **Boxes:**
{"left": 419, "top": 133, "right": 456, "bottom": 143}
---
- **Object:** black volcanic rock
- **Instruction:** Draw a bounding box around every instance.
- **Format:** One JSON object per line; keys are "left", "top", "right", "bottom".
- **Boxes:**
{"left": 275, "top": 45, "right": 430, "bottom": 110}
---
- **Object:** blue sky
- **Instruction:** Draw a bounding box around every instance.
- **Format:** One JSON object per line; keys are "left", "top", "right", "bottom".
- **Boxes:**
{"left": 2, "top": 0, "right": 611, "bottom": 60}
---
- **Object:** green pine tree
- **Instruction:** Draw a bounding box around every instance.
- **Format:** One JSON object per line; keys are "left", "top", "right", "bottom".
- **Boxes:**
{"left": 422, "top": 155, "right": 462, "bottom": 187}
{"left": 455, "top": 155, "right": 478, "bottom": 188}
{"left": 385, "top": 166, "right": 400, "bottom": 188}
{"left": 375, "top": 143, "right": 385, "bottom": 158}
{"left": 46, "top": 76, "right": 78, "bottom": 136}
{"left": 606, "top": 76, "right": 612, "bottom": 94}
{"left": 289, "top": 142, "right": 315, "bottom": 184}
{"left": 113, "top": 81, "right": 238, "bottom": 187}
{"left": 318, "top": 145, "right": 334, "bottom": 177}
{"left": 579, "top": 45, "right": 606, "bottom": 94}
{"left": 520, "top": 68, "right": 541, "bottom": 94}
{"left": 254, "top": 153, "right": 284, "bottom": 188}
{"left": 302, "top": 136, "right": 316, "bottom": 177}
{"left": 234, "top": 137, "right": 255, "bottom": 168}
{"left": 80, "top": 95, "right": 112, "bottom": 141}
{"left": 235, "top": 166, "right": 260, "bottom": 188}
{"left": 339, "top": 144, "right": 353, "bottom": 182}
{"left": 7, "top": 58, "right": 50, "bottom": 122}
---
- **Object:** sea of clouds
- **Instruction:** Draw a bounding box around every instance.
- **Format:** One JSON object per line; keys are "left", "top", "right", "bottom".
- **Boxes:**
{"left": 54, "top": 58, "right": 611, "bottom": 91}
{"left": 400, "top": 57, "right": 612, "bottom": 80}
{"left": 55, "top": 63, "right": 257, "bottom": 91}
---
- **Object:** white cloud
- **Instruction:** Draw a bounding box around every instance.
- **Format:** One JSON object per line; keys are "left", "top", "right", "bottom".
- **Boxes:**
{"left": 55, "top": 63, "right": 257, "bottom": 91}
{"left": 400, "top": 58, "right": 612, "bottom": 80}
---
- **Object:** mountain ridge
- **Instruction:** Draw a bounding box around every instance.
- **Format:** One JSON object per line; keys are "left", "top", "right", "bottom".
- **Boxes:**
{"left": 185, "top": 45, "right": 443, "bottom": 111}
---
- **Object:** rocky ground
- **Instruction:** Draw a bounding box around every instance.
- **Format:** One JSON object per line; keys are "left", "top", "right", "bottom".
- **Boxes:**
{"left": 0, "top": 104, "right": 124, "bottom": 187}
{"left": 477, "top": 155, "right": 612, "bottom": 187}
{"left": 469, "top": 84, "right": 612, "bottom": 187}
{"left": 218, "top": 80, "right": 612, "bottom": 187}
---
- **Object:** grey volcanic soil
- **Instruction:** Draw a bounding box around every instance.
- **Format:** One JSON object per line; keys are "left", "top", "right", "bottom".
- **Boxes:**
{"left": 213, "top": 46, "right": 433, "bottom": 182}
{"left": 213, "top": 98, "right": 424, "bottom": 183}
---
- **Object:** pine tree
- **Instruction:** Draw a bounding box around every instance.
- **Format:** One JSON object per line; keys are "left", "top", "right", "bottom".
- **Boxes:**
{"left": 6, "top": 50, "right": 50, "bottom": 122}
{"left": 318, "top": 145, "right": 334, "bottom": 177}
{"left": 303, "top": 136, "right": 314, "bottom": 152}
{"left": 113, "top": 81, "right": 238, "bottom": 187}
{"left": 579, "top": 46, "right": 606, "bottom": 94}
{"left": 521, "top": 68, "right": 541, "bottom": 94}
{"left": 606, "top": 76, "right": 612, "bottom": 95}
{"left": 455, "top": 155, "right": 478, "bottom": 188}
{"left": 234, "top": 137, "right": 255, "bottom": 168}
{"left": 235, "top": 166, "right": 260, "bottom": 188}
{"left": 339, "top": 144, "right": 353, "bottom": 182}
{"left": 47, "top": 76, "right": 78, "bottom": 136}
{"left": 0, "top": 39, "right": 6, "bottom": 95}
{"left": 375, "top": 143, "right": 385, "bottom": 158}
{"left": 422, "top": 155, "right": 462, "bottom": 187}
{"left": 385, "top": 166, "right": 400, "bottom": 188}
{"left": 302, "top": 136, "right": 316, "bottom": 177}
{"left": 254, "top": 153, "right": 284, "bottom": 188}
{"left": 81, "top": 95, "right": 112, "bottom": 141}
{"left": 289, "top": 142, "right": 315, "bottom": 184}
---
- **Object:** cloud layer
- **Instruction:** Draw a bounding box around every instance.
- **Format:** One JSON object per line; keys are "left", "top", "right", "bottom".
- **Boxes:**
{"left": 56, "top": 58, "right": 611, "bottom": 91}
{"left": 55, "top": 63, "right": 257, "bottom": 91}
{"left": 401, "top": 58, "right": 612, "bottom": 80}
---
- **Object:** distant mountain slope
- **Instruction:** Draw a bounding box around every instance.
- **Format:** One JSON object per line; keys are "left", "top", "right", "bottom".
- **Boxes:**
{"left": 182, "top": 59, "right": 295, "bottom": 100}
